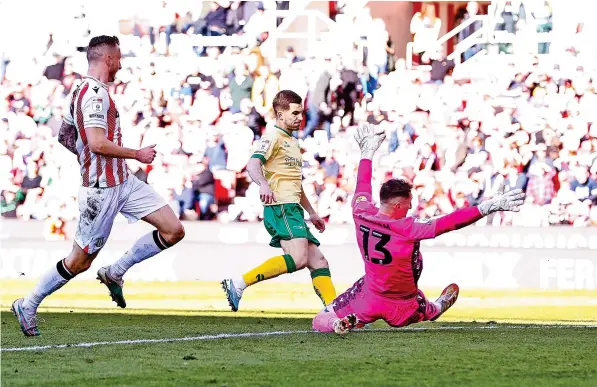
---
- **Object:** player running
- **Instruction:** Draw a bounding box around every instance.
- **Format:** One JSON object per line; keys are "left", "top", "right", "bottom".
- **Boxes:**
{"left": 11, "top": 36, "right": 185, "bottom": 336}
{"left": 221, "top": 90, "right": 336, "bottom": 311}
{"left": 312, "top": 124, "right": 525, "bottom": 334}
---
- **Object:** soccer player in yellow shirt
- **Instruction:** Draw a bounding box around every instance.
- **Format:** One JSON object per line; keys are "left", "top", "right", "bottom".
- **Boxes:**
{"left": 221, "top": 90, "right": 336, "bottom": 311}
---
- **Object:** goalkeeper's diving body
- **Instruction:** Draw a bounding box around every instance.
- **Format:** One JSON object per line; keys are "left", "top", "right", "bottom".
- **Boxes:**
{"left": 313, "top": 124, "right": 526, "bottom": 334}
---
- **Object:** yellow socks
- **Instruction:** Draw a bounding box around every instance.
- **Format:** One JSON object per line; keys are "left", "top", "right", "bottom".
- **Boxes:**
{"left": 240, "top": 256, "right": 336, "bottom": 306}
{"left": 242, "top": 254, "right": 296, "bottom": 286}
{"left": 311, "top": 268, "right": 336, "bottom": 305}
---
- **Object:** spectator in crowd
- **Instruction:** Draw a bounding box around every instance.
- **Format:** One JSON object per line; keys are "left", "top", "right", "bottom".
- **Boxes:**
{"left": 533, "top": 1, "right": 553, "bottom": 54}
{"left": 205, "top": 134, "right": 228, "bottom": 171}
{"left": 193, "top": 158, "right": 216, "bottom": 220}
{"left": 569, "top": 167, "right": 597, "bottom": 204}
{"left": 526, "top": 159, "right": 556, "bottom": 205}
{"left": 457, "top": 1, "right": 483, "bottom": 61}
{"left": 427, "top": 46, "right": 455, "bottom": 83}
{"left": 496, "top": 0, "right": 526, "bottom": 35}
{"left": 229, "top": 64, "right": 254, "bottom": 113}
{"left": 410, "top": 3, "right": 442, "bottom": 64}
{"left": 243, "top": 2, "right": 268, "bottom": 43}
{"left": 304, "top": 59, "right": 332, "bottom": 139}
{"left": 285, "top": 46, "right": 304, "bottom": 64}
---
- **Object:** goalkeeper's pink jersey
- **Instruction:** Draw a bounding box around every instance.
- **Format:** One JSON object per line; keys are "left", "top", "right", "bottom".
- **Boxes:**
{"left": 351, "top": 159, "right": 483, "bottom": 299}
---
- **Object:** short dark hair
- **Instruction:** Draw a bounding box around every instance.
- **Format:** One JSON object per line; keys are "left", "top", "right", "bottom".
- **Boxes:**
{"left": 272, "top": 90, "right": 302, "bottom": 114}
{"left": 380, "top": 179, "right": 413, "bottom": 203}
{"left": 87, "top": 35, "right": 120, "bottom": 63}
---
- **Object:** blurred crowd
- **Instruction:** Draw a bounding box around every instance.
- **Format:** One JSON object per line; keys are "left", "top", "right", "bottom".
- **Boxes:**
{"left": 1, "top": 1, "right": 596, "bottom": 236}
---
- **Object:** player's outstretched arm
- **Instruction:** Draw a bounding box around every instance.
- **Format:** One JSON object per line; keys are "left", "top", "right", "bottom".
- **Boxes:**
{"left": 433, "top": 183, "right": 525, "bottom": 237}
{"left": 477, "top": 183, "right": 526, "bottom": 216}
{"left": 85, "top": 127, "right": 156, "bottom": 163}
{"left": 353, "top": 123, "right": 386, "bottom": 204}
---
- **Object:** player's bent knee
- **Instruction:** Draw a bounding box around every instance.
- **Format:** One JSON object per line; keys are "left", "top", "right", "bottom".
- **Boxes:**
{"left": 292, "top": 251, "right": 309, "bottom": 270}
{"left": 172, "top": 222, "right": 185, "bottom": 242}
{"left": 282, "top": 238, "right": 309, "bottom": 269}
{"left": 66, "top": 260, "right": 92, "bottom": 275}
{"left": 65, "top": 248, "right": 97, "bottom": 275}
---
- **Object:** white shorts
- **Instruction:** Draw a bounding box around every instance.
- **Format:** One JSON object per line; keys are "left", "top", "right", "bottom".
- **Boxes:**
{"left": 75, "top": 175, "right": 167, "bottom": 254}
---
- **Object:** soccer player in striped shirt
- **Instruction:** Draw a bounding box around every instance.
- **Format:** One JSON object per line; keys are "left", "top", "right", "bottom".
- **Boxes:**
{"left": 11, "top": 36, "right": 185, "bottom": 336}
{"left": 313, "top": 124, "right": 526, "bottom": 334}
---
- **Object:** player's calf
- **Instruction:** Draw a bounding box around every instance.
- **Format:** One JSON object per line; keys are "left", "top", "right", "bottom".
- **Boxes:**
{"left": 101, "top": 229, "right": 177, "bottom": 308}
{"left": 158, "top": 221, "right": 185, "bottom": 246}
{"left": 222, "top": 239, "right": 309, "bottom": 312}
{"left": 308, "top": 244, "right": 336, "bottom": 306}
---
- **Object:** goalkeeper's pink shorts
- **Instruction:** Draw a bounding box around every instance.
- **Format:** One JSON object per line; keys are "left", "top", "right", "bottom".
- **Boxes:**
{"left": 331, "top": 277, "right": 438, "bottom": 327}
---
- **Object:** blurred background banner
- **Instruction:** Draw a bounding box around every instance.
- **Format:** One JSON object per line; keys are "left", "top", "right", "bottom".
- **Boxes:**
{"left": 2, "top": 220, "right": 596, "bottom": 291}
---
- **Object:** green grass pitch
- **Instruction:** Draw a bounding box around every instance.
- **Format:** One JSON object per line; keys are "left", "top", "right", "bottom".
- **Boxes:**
{"left": 2, "top": 313, "right": 597, "bottom": 386}
{"left": 2, "top": 280, "right": 597, "bottom": 386}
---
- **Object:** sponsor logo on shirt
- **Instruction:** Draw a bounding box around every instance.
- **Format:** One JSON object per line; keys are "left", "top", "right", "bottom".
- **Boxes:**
{"left": 414, "top": 217, "right": 432, "bottom": 224}
{"left": 259, "top": 139, "right": 271, "bottom": 152}
{"left": 355, "top": 195, "right": 367, "bottom": 203}
{"left": 284, "top": 156, "right": 301, "bottom": 167}
{"left": 91, "top": 98, "right": 103, "bottom": 112}
{"left": 357, "top": 214, "right": 390, "bottom": 230}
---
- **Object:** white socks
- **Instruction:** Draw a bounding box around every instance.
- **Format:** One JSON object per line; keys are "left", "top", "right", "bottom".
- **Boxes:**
{"left": 21, "top": 231, "right": 170, "bottom": 311}
{"left": 23, "top": 259, "right": 74, "bottom": 311}
{"left": 108, "top": 231, "right": 169, "bottom": 281}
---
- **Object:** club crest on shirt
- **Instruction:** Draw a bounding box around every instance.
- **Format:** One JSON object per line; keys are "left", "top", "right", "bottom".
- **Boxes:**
{"left": 94, "top": 237, "right": 105, "bottom": 249}
{"left": 414, "top": 217, "right": 431, "bottom": 224}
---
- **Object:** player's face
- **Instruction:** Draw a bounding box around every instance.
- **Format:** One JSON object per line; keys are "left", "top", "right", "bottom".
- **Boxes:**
{"left": 106, "top": 46, "right": 122, "bottom": 83}
{"left": 278, "top": 103, "right": 304, "bottom": 131}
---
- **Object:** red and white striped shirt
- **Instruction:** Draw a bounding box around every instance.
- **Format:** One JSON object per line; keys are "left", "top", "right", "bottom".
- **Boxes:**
{"left": 63, "top": 76, "right": 129, "bottom": 188}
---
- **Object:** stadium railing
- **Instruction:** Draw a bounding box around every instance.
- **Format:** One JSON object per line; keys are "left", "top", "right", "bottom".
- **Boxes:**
{"left": 406, "top": 1, "right": 555, "bottom": 70}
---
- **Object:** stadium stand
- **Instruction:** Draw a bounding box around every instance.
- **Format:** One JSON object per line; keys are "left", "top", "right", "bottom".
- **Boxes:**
{"left": 1, "top": 0, "right": 596, "bottom": 234}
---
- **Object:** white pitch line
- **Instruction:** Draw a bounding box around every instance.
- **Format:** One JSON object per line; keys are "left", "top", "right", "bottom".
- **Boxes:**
{"left": 3, "top": 325, "right": 597, "bottom": 353}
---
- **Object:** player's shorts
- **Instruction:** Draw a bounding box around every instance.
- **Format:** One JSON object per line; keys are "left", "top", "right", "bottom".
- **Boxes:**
{"left": 332, "top": 277, "right": 430, "bottom": 328}
{"left": 263, "top": 203, "right": 320, "bottom": 248}
{"left": 75, "top": 175, "right": 167, "bottom": 255}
